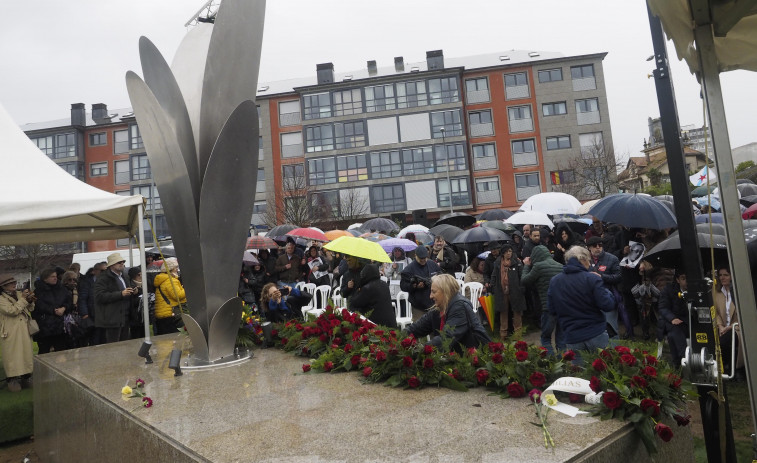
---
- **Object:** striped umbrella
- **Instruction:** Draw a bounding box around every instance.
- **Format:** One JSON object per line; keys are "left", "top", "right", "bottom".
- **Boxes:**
{"left": 245, "top": 235, "right": 278, "bottom": 250}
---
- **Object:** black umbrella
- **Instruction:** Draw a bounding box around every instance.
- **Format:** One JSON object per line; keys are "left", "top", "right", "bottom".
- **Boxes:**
{"left": 480, "top": 220, "right": 517, "bottom": 233}
{"left": 740, "top": 195, "right": 757, "bottom": 207}
{"left": 451, "top": 227, "right": 511, "bottom": 254}
{"left": 268, "top": 223, "right": 298, "bottom": 239}
{"left": 737, "top": 178, "right": 755, "bottom": 185}
{"left": 360, "top": 217, "right": 400, "bottom": 234}
{"left": 146, "top": 243, "right": 176, "bottom": 257}
{"left": 476, "top": 209, "right": 513, "bottom": 221}
{"left": 653, "top": 195, "right": 675, "bottom": 203}
{"left": 738, "top": 184, "right": 757, "bottom": 196}
{"left": 429, "top": 224, "right": 464, "bottom": 243}
{"left": 645, "top": 223, "right": 730, "bottom": 269}
{"left": 588, "top": 193, "right": 677, "bottom": 230}
{"left": 433, "top": 212, "right": 476, "bottom": 229}
{"left": 552, "top": 217, "right": 590, "bottom": 234}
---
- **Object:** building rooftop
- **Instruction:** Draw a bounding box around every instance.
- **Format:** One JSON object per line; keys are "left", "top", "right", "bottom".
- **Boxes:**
{"left": 20, "top": 107, "right": 134, "bottom": 132}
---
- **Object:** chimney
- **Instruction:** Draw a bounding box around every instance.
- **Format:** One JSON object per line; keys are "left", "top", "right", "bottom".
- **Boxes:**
{"left": 367, "top": 60, "right": 377, "bottom": 75}
{"left": 394, "top": 56, "right": 404, "bottom": 72}
{"left": 92, "top": 103, "right": 108, "bottom": 123}
{"left": 426, "top": 50, "right": 444, "bottom": 70}
{"left": 316, "top": 63, "right": 334, "bottom": 85}
{"left": 71, "top": 103, "right": 86, "bottom": 127}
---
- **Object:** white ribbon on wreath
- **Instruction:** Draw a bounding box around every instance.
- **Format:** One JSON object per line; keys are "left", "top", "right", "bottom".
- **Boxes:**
{"left": 542, "top": 377, "right": 604, "bottom": 417}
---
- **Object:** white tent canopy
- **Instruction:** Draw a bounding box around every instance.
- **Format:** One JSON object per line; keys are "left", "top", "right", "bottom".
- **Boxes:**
{"left": 0, "top": 103, "right": 144, "bottom": 245}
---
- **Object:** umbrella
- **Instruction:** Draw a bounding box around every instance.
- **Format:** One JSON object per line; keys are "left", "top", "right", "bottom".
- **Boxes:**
{"left": 451, "top": 227, "right": 511, "bottom": 254}
{"left": 552, "top": 216, "right": 591, "bottom": 234}
{"left": 379, "top": 238, "right": 419, "bottom": 253}
{"left": 696, "top": 213, "right": 724, "bottom": 224}
{"left": 654, "top": 195, "right": 675, "bottom": 203}
{"left": 147, "top": 243, "right": 175, "bottom": 257}
{"left": 360, "top": 217, "right": 400, "bottom": 234}
{"left": 429, "top": 224, "right": 464, "bottom": 242}
{"left": 476, "top": 209, "right": 513, "bottom": 221}
{"left": 745, "top": 204, "right": 757, "bottom": 220}
{"left": 587, "top": 193, "right": 676, "bottom": 230}
{"left": 738, "top": 184, "right": 757, "bottom": 196}
{"left": 324, "top": 230, "right": 352, "bottom": 241}
{"left": 737, "top": 179, "right": 755, "bottom": 185}
{"left": 519, "top": 192, "right": 581, "bottom": 215}
{"left": 505, "top": 210, "right": 555, "bottom": 228}
{"left": 433, "top": 212, "right": 476, "bottom": 229}
{"left": 347, "top": 223, "right": 363, "bottom": 230}
{"left": 323, "top": 236, "right": 392, "bottom": 263}
{"left": 398, "top": 224, "right": 429, "bottom": 238}
{"left": 739, "top": 195, "right": 757, "bottom": 207}
{"left": 267, "top": 223, "right": 298, "bottom": 239}
{"left": 346, "top": 229, "right": 363, "bottom": 237}
{"left": 577, "top": 199, "right": 601, "bottom": 216}
{"left": 410, "top": 231, "right": 435, "bottom": 245}
{"left": 658, "top": 199, "right": 675, "bottom": 214}
{"left": 242, "top": 250, "right": 260, "bottom": 266}
{"left": 287, "top": 227, "right": 328, "bottom": 242}
{"left": 645, "top": 223, "right": 729, "bottom": 269}
{"left": 712, "top": 186, "right": 741, "bottom": 199}
{"left": 691, "top": 184, "right": 717, "bottom": 196}
{"left": 693, "top": 195, "right": 721, "bottom": 211}
{"left": 480, "top": 220, "right": 517, "bottom": 233}
{"left": 245, "top": 235, "right": 278, "bottom": 250}
{"left": 359, "top": 232, "right": 389, "bottom": 242}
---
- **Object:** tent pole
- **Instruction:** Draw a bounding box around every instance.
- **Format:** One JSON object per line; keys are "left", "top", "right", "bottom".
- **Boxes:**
{"left": 137, "top": 204, "right": 151, "bottom": 343}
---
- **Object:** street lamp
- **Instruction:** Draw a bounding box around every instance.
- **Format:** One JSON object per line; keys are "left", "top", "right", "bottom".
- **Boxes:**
{"left": 439, "top": 127, "right": 453, "bottom": 214}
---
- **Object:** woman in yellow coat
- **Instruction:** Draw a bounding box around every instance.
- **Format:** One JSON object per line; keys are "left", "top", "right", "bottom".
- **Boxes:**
{"left": 154, "top": 258, "right": 187, "bottom": 335}
{"left": 0, "top": 274, "right": 36, "bottom": 392}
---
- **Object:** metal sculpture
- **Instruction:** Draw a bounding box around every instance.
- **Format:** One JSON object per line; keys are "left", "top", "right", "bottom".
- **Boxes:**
{"left": 125, "top": 0, "right": 266, "bottom": 363}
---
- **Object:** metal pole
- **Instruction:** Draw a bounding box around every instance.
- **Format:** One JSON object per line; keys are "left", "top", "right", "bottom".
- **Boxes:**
{"left": 137, "top": 203, "right": 151, "bottom": 343}
{"left": 440, "top": 127, "right": 453, "bottom": 214}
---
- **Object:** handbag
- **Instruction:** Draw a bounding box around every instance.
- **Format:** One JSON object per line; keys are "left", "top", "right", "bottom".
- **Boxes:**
{"left": 158, "top": 287, "right": 186, "bottom": 319}
{"left": 27, "top": 317, "right": 40, "bottom": 336}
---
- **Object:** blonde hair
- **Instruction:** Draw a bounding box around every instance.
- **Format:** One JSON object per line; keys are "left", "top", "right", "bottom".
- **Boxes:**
{"left": 431, "top": 273, "right": 460, "bottom": 313}
{"left": 161, "top": 257, "right": 179, "bottom": 273}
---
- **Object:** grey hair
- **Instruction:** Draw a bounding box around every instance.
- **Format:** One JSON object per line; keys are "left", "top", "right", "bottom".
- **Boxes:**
{"left": 564, "top": 245, "right": 590, "bottom": 264}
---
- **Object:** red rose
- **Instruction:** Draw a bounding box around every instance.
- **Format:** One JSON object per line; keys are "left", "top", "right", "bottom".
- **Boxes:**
{"left": 302, "top": 364, "right": 311, "bottom": 372}
{"left": 350, "top": 355, "right": 361, "bottom": 366}
{"left": 330, "top": 344, "right": 339, "bottom": 349}
{"left": 619, "top": 353, "right": 637, "bottom": 366}
{"left": 506, "top": 382, "right": 525, "bottom": 398}
{"left": 488, "top": 341, "right": 505, "bottom": 353}
{"left": 423, "top": 358, "right": 434, "bottom": 369}
{"left": 645, "top": 355, "right": 658, "bottom": 365}
{"left": 473, "top": 356, "right": 480, "bottom": 367}
{"left": 375, "top": 350, "right": 387, "bottom": 362}
{"left": 295, "top": 324, "right": 304, "bottom": 331}
{"left": 631, "top": 375, "right": 648, "bottom": 389}
{"left": 281, "top": 338, "right": 288, "bottom": 345}
{"left": 361, "top": 335, "right": 369, "bottom": 343}
{"left": 369, "top": 344, "right": 376, "bottom": 353}
{"left": 341, "top": 326, "right": 351, "bottom": 334}
{"left": 614, "top": 346, "right": 630, "bottom": 354}
{"left": 467, "top": 347, "right": 477, "bottom": 355}
{"left": 641, "top": 398, "right": 660, "bottom": 417}
{"left": 324, "top": 361, "right": 334, "bottom": 372}
{"left": 515, "top": 351, "right": 529, "bottom": 362}
{"left": 424, "top": 344, "right": 434, "bottom": 355}
{"left": 655, "top": 422, "right": 674, "bottom": 442}
{"left": 590, "top": 376, "right": 602, "bottom": 393}
{"left": 529, "top": 371, "right": 546, "bottom": 388}
{"left": 475, "top": 369, "right": 490, "bottom": 384}
{"left": 271, "top": 329, "right": 278, "bottom": 337}
{"left": 401, "top": 337, "right": 415, "bottom": 348}
{"left": 352, "top": 331, "right": 361, "bottom": 341}
{"left": 362, "top": 367, "right": 373, "bottom": 377}
{"left": 333, "top": 337, "right": 342, "bottom": 346}
{"left": 341, "top": 308, "right": 350, "bottom": 318}
{"left": 488, "top": 353, "right": 501, "bottom": 364}
{"left": 592, "top": 358, "right": 607, "bottom": 372}
{"left": 569, "top": 393, "right": 583, "bottom": 403}
{"left": 667, "top": 373, "right": 682, "bottom": 389}
{"left": 529, "top": 389, "right": 541, "bottom": 403}
{"left": 389, "top": 330, "right": 397, "bottom": 338}
{"left": 319, "top": 334, "right": 328, "bottom": 342}
{"left": 673, "top": 414, "right": 691, "bottom": 427}
{"left": 408, "top": 376, "right": 420, "bottom": 388}
{"left": 599, "top": 349, "right": 612, "bottom": 359}
{"left": 374, "top": 330, "right": 384, "bottom": 337}
{"left": 514, "top": 341, "right": 528, "bottom": 351}
{"left": 302, "top": 346, "right": 309, "bottom": 354}
{"left": 562, "top": 350, "right": 576, "bottom": 361}
{"left": 643, "top": 366, "right": 657, "bottom": 378}
{"left": 402, "top": 356, "right": 414, "bottom": 368}
{"left": 452, "top": 369, "right": 462, "bottom": 380}
{"left": 602, "top": 391, "right": 622, "bottom": 409}
{"left": 538, "top": 346, "right": 548, "bottom": 357}
{"left": 387, "top": 347, "right": 398, "bottom": 356}
{"left": 360, "top": 357, "right": 368, "bottom": 364}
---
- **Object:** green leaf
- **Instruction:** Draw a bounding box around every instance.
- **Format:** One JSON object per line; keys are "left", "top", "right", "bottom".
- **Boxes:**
{"left": 628, "top": 412, "right": 645, "bottom": 423}
{"left": 600, "top": 409, "right": 614, "bottom": 421}
{"left": 385, "top": 374, "right": 402, "bottom": 388}
{"left": 439, "top": 375, "right": 468, "bottom": 392}
{"left": 617, "top": 384, "right": 631, "bottom": 397}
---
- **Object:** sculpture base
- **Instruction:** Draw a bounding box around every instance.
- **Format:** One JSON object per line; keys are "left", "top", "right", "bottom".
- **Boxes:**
{"left": 34, "top": 335, "right": 695, "bottom": 462}
{"left": 182, "top": 347, "right": 253, "bottom": 371}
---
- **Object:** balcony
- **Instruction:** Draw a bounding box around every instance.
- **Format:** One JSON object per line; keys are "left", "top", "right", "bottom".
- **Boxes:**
{"left": 577, "top": 111, "right": 600, "bottom": 126}
{"left": 466, "top": 89, "right": 490, "bottom": 104}
{"left": 279, "top": 112, "right": 301, "bottom": 127}
{"left": 282, "top": 142, "right": 303, "bottom": 158}
{"left": 473, "top": 156, "right": 497, "bottom": 171}
{"left": 513, "top": 152, "right": 537, "bottom": 167}
{"left": 469, "top": 122, "right": 494, "bottom": 138}
{"left": 505, "top": 84, "right": 529, "bottom": 100}
{"left": 517, "top": 185, "right": 541, "bottom": 201}
{"left": 572, "top": 77, "right": 596, "bottom": 91}
{"left": 509, "top": 118, "right": 534, "bottom": 133}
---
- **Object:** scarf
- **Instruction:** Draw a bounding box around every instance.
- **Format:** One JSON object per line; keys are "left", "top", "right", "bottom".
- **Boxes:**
{"left": 500, "top": 258, "right": 511, "bottom": 295}
{"left": 2, "top": 290, "right": 17, "bottom": 301}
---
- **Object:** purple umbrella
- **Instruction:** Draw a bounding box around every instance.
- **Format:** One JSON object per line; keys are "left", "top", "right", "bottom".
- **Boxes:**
{"left": 379, "top": 238, "right": 418, "bottom": 253}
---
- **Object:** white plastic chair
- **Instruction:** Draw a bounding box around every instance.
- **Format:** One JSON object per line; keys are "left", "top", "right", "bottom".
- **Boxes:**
{"left": 454, "top": 272, "right": 466, "bottom": 281}
{"left": 457, "top": 279, "right": 464, "bottom": 293}
{"left": 305, "top": 285, "right": 332, "bottom": 318}
{"left": 462, "top": 282, "right": 484, "bottom": 313}
{"left": 395, "top": 291, "right": 413, "bottom": 329}
{"left": 296, "top": 282, "right": 317, "bottom": 318}
{"left": 331, "top": 286, "right": 343, "bottom": 309}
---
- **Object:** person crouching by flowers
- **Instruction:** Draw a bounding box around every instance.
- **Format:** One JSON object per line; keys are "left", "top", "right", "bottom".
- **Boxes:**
{"left": 405, "top": 274, "right": 491, "bottom": 353}
{"left": 260, "top": 283, "right": 298, "bottom": 323}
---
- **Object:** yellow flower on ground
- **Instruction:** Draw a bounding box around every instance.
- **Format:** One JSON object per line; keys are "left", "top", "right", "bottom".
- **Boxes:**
{"left": 544, "top": 393, "right": 558, "bottom": 406}
{"left": 122, "top": 386, "right": 133, "bottom": 395}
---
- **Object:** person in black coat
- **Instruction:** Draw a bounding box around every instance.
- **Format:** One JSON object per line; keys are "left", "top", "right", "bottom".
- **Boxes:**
{"left": 554, "top": 223, "right": 580, "bottom": 264}
{"left": 658, "top": 270, "right": 689, "bottom": 368}
{"left": 400, "top": 245, "right": 442, "bottom": 311}
{"left": 33, "top": 268, "right": 73, "bottom": 354}
{"left": 340, "top": 255, "right": 366, "bottom": 307}
{"left": 348, "top": 264, "right": 397, "bottom": 328}
{"left": 94, "top": 253, "right": 135, "bottom": 344}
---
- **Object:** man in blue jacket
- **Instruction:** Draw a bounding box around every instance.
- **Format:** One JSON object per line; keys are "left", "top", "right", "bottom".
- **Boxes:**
{"left": 586, "top": 236, "right": 627, "bottom": 339}
{"left": 547, "top": 246, "right": 615, "bottom": 359}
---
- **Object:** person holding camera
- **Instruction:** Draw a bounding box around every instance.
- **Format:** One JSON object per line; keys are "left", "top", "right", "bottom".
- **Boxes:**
{"left": 430, "top": 236, "right": 459, "bottom": 275}
{"left": 400, "top": 245, "right": 441, "bottom": 312}
{"left": 260, "top": 283, "right": 298, "bottom": 323}
{"left": 94, "top": 253, "right": 135, "bottom": 343}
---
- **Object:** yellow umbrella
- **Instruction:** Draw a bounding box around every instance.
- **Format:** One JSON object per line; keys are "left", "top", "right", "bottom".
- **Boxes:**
{"left": 323, "top": 236, "right": 392, "bottom": 263}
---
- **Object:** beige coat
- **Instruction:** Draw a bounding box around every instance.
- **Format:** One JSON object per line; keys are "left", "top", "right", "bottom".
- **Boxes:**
{"left": 0, "top": 291, "right": 35, "bottom": 377}
{"left": 714, "top": 287, "right": 744, "bottom": 369}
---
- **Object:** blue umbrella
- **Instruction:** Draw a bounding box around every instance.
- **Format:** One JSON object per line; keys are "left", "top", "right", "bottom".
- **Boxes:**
{"left": 587, "top": 193, "right": 677, "bottom": 230}
{"left": 695, "top": 213, "right": 724, "bottom": 224}
{"left": 379, "top": 238, "right": 419, "bottom": 253}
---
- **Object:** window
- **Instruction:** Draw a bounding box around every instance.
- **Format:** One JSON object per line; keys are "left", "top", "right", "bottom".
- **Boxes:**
{"left": 397, "top": 81, "right": 428, "bottom": 108}
{"left": 282, "top": 164, "right": 305, "bottom": 188}
{"left": 475, "top": 177, "right": 501, "bottom": 204}
{"left": 33, "top": 134, "right": 75, "bottom": 159}
{"left": 333, "top": 89, "right": 363, "bottom": 116}
{"left": 430, "top": 110, "right": 463, "bottom": 138}
{"left": 32, "top": 136, "right": 53, "bottom": 157}
{"left": 279, "top": 100, "right": 301, "bottom": 126}
{"left": 428, "top": 77, "right": 459, "bottom": 104}
{"left": 504, "top": 72, "right": 530, "bottom": 99}
{"left": 511, "top": 139, "right": 535, "bottom": 154}
{"left": 114, "top": 130, "right": 129, "bottom": 154}
{"left": 465, "top": 77, "right": 490, "bottom": 104}
{"left": 369, "top": 150, "right": 402, "bottom": 179}
{"left": 305, "top": 124, "right": 334, "bottom": 152}
{"left": 546, "top": 135, "right": 571, "bottom": 150}
{"left": 130, "top": 154, "right": 150, "bottom": 181}
{"left": 472, "top": 143, "right": 497, "bottom": 171}
{"left": 129, "top": 124, "right": 143, "bottom": 150}
{"left": 507, "top": 105, "right": 533, "bottom": 133}
{"left": 307, "top": 157, "right": 337, "bottom": 185}
{"left": 511, "top": 139, "right": 537, "bottom": 167}
{"left": 90, "top": 162, "right": 108, "bottom": 177}
{"left": 256, "top": 168, "right": 266, "bottom": 193}
{"left": 402, "top": 146, "right": 434, "bottom": 176}
{"left": 469, "top": 110, "right": 492, "bottom": 125}
{"left": 504, "top": 72, "right": 528, "bottom": 87}
{"left": 438, "top": 177, "right": 470, "bottom": 207}
{"left": 538, "top": 69, "right": 563, "bottom": 83}
{"left": 114, "top": 160, "right": 130, "bottom": 185}
{"left": 469, "top": 110, "right": 493, "bottom": 137}
{"left": 303, "top": 93, "right": 331, "bottom": 120}
{"left": 258, "top": 136, "right": 264, "bottom": 161}
{"left": 89, "top": 132, "right": 107, "bottom": 146}
{"left": 334, "top": 121, "right": 366, "bottom": 150}
{"left": 132, "top": 185, "right": 161, "bottom": 209}
{"left": 59, "top": 162, "right": 83, "bottom": 178}
{"left": 365, "top": 84, "right": 396, "bottom": 112}
{"left": 571, "top": 65, "right": 595, "bottom": 79}
{"left": 515, "top": 173, "right": 541, "bottom": 201}
{"left": 281, "top": 132, "right": 303, "bottom": 158}
{"left": 571, "top": 64, "right": 597, "bottom": 91}
{"left": 252, "top": 202, "right": 267, "bottom": 215}
{"left": 371, "top": 184, "right": 405, "bottom": 213}
{"left": 434, "top": 143, "right": 466, "bottom": 173}
{"left": 579, "top": 132, "right": 604, "bottom": 159}
{"left": 311, "top": 190, "right": 340, "bottom": 218}
{"left": 542, "top": 102, "right": 567, "bottom": 116}
{"left": 337, "top": 154, "right": 368, "bottom": 182}
{"left": 576, "top": 98, "right": 600, "bottom": 125}
{"left": 550, "top": 170, "right": 575, "bottom": 185}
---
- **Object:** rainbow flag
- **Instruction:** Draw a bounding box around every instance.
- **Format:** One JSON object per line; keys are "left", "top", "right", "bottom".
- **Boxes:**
{"left": 478, "top": 294, "right": 495, "bottom": 331}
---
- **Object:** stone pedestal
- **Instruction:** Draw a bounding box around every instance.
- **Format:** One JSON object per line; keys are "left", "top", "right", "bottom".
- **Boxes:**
{"left": 34, "top": 335, "right": 694, "bottom": 462}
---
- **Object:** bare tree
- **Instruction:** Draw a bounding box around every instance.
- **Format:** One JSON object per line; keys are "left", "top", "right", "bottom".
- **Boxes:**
{"left": 551, "top": 136, "right": 624, "bottom": 199}
{"left": 335, "top": 188, "right": 369, "bottom": 223}
{"left": 0, "top": 243, "right": 76, "bottom": 283}
{"left": 262, "top": 169, "right": 316, "bottom": 227}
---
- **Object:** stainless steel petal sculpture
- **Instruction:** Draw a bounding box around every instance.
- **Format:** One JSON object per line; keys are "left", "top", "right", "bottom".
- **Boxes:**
{"left": 125, "top": 0, "right": 266, "bottom": 363}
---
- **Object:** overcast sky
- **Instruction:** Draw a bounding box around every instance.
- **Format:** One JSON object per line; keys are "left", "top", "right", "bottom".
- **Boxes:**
{"left": 1, "top": 0, "right": 755, "bottom": 162}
